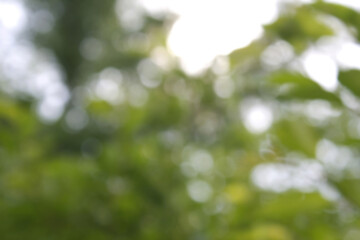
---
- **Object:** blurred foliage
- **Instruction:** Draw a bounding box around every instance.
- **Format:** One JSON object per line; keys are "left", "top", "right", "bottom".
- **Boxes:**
{"left": 1, "top": 0, "right": 360, "bottom": 239}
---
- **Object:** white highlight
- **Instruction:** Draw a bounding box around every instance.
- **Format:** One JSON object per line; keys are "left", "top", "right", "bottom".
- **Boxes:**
{"left": 251, "top": 162, "right": 323, "bottom": 193}
{"left": 325, "top": 0, "right": 360, "bottom": 11}
{"left": 316, "top": 139, "right": 360, "bottom": 176}
{"left": 138, "top": 58, "right": 162, "bottom": 88}
{"left": 304, "top": 100, "right": 340, "bottom": 123}
{"left": 303, "top": 50, "right": 338, "bottom": 91}
{"left": 213, "top": 77, "right": 234, "bottom": 99}
{"left": 261, "top": 41, "right": 294, "bottom": 69}
{"left": 65, "top": 108, "right": 89, "bottom": 131}
{"left": 251, "top": 161, "right": 340, "bottom": 200}
{"left": 167, "top": 0, "right": 278, "bottom": 75}
{"left": 187, "top": 180, "right": 213, "bottom": 202}
{"left": 181, "top": 149, "right": 214, "bottom": 177}
{"left": 95, "top": 68, "right": 125, "bottom": 105}
{"left": 241, "top": 101, "right": 273, "bottom": 134}
{"left": 0, "top": 1, "right": 26, "bottom": 32}
{"left": 336, "top": 42, "right": 360, "bottom": 70}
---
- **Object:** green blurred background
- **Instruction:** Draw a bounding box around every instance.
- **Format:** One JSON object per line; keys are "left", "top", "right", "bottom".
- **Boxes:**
{"left": 0, "top": 0, "right": 360, "bottom": 239}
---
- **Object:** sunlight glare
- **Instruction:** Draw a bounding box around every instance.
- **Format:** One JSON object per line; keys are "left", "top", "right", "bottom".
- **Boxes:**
{"left": 0, "top": 1, "right": 26, "bottom": 32}
{"left": 325, "top": 0, "right": 360, "bottom": 10}
{"left": 303, "top": 50, "right": 338, "bottom": 91}
{"left": 336, "top": 42, "right": 360, "bottom": 70}
{"left": 139, "top": 0, "right": 360, "bottom": 75}
{"left": 167, "top": 0, "right": 278, "bottom": 75}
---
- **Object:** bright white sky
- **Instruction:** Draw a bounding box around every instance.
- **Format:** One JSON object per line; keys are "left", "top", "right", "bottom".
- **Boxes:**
{"left": 165, "top": 0, "right": 278, "bottom": 74}
{"left": 140, "top": 0, "right": 360, "bottom": 76}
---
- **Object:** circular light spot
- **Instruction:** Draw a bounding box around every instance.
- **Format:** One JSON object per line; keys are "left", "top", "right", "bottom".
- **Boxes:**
{"left": 187, "top": 180, "right": 213, "bottom": 203}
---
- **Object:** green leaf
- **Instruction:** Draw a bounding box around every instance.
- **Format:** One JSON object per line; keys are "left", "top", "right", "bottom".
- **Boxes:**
{"left": 338, "top": 70, "right": 360, "bottom": 97}
{"left": 270, "top": 71, "right": 342, "bottom": 104}
{"left": 266, "top": 6, "right": 333, "bottom": 52}
{"left": 272, "top": 118, "right": 320, "bottom": 157}
{"left": 332, "top": 178, "right": 360, "bottom": 208}
{"left": 257, "top": 192, "right": 330, "bottom": 220}
{"left": 311, "top": 1, "right": 360, "bottom": 41}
